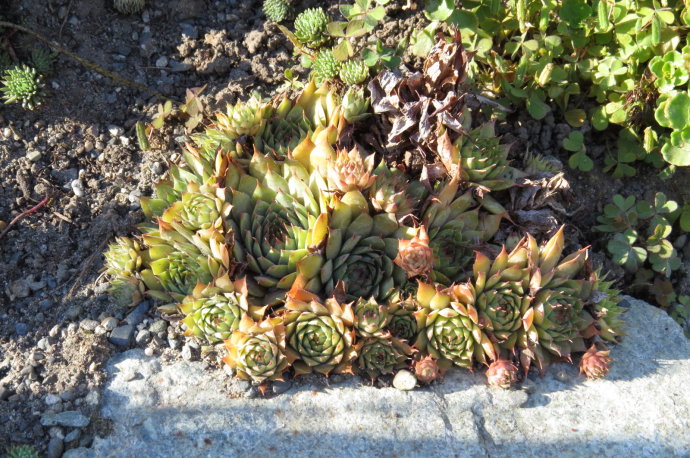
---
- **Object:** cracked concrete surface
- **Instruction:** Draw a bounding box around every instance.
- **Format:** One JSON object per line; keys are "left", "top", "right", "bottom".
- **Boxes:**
{"left": 66, "top": 297, "right": 690, "bottom": 457}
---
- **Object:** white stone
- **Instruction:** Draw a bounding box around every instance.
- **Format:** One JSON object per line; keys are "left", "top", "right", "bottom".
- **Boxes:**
{"left": 392, "top": 370, "right": 417, "bottom": 391}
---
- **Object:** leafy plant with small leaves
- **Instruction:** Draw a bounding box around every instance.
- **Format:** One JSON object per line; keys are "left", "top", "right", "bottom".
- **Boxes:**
{"left": 596, "top": 193, "right": 687, "bottom": 303}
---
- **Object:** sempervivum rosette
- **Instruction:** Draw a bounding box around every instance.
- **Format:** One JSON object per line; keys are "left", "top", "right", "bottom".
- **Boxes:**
{"left": 283, "top": 286, "right": 356, "bottom": 375}
{"left": 255, "top": 80, "right": 345, "bottom": 158}
{"left": 179, "top": 274, "right": 266, "bottom": 343}
{"left": 223, "top": 315, "right": 289, "bottom": 383}
{"left": 104, "top": 237, "right": 143, "bottom": 278}
{"left": 139, "top": 221, "right": 231, "bottom": 302}
{"left": 297, "top": 190, "right": 407, "bottom": 301}
{"left": 517, "top": 227, "right": 593, "bottom": 372}
{"left": 423, "top": 176, "right": 505, "bottom": 285}
{"left": 353, "top": 297, "right": 390, "bottom": 338}
{"left": 224, "top": 151, "right": 329, "bottom": 301}
{"left": 415, "top": 282, "right": 498, "bottom": 370}
{"left": 355, "top": 335, "right": 413, "bottom": 380}
{"left": 386, "top": 295, "right": 418, "bottom": 342}
{"left": 451, "top": 244, "right": 531, "bottom": 352}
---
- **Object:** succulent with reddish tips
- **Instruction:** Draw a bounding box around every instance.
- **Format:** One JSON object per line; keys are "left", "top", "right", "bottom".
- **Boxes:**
{"left": 414, "top": 355, "right": 443, "bottom": 384}
{"left": 353, "top": 297, "right": 390, "bottom": 338}
{"left": 223, "top": 315, "right": 289, "bottom": 383}
{"left": 179, "top": 274, "right": 265, "bottom": 344}
{"left": 386, "top": 296, "right": 418, "bottom": 341}
{"left": 283, "top": 286, "right": 357, "bottom": 376}
{"left": 355, "top": 336, "right": 413, "bottom": 380}
{"left": 485, "top": 359, "right": 519, "bottom": 389}
{"left": 395, "top": 226, "right": 434, "bottom": 279}
{"left": 415, "top": 282, "right": 498, "bottom": 370}
{"left": 326, "top": 147, "right": 376, "bottom": 194}
{"left": 579, "top": 345, "right": 612, "bottom": 379}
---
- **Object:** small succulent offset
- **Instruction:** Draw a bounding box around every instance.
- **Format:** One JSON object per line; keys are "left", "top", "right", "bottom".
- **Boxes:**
{"left": 294, "top": 7, "right": 331, "bottom": 49}
{"left": 1, "top": 65, "right": 45, "bottom": 110}
{"left": 114, "top": 0, "right": 145, "bottom": 15}
{"left": 263, "top": 0, "right": 291, "bottom": 23}
{"left": 6, "top": 445, "right": 40, "bottom": 458}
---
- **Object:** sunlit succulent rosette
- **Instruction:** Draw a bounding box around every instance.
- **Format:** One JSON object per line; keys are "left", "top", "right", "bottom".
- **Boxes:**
{"left": 223, "top": 315, "right": 289, "bottom": 383}
{"left": 255, "top": 80, "right": 345, "bottom": 157}
{"left": 342, "top": 88, "right": 371, "bottom": 123}
{"left": 422, "top": 177, "right": 505, "bottom": 285}
{"left": 283, "top": 286, "right": 356, "bottom": 375}
{"left": 394, "top": 226, "right": 434, "bottom": 280}
{"left": 414, "top": 355, "right": 443, "bottom": 384}
{"left": 415, "top": 282, "right": 498, "bottom": 370}
{"left": 223, "top": 151, "right": 329, "bottom": 302}
{"left": 179, "top": 274, "right": 266, "bottom": 343}
{"left": 369, "top": 164, "right": 426, "bottom": 222}
{"left": 293, "top": 7, "right": 330, "bottom": 48}
{"left": 156, "top": 183, "right": 231, "bottom": 233}
{"left": 104, "top": 237, "right": 143, "bottom": 278}
{"left": 138, "top": 221, "right": 231, "bottom": 302}
{"left": 140, "top": 142, "right": 243, "bottom": 219}
{"left": 438, "top": 116, "right": 519, "bottom": 191}
{"left": 297, "top": 190, "right": 407, "bottom": 302}
{"left": 516, "top": 228, "right": 595, "bottom": 372}
{"left": 353, "top": 297, "right": 390, "bottom": 338}
{"left": 215, "top": 93, "right": 272, "bottom": 140}
{"left": 582, "top": 272, "right": 625, "bottom": 344}
{"left": 386, "top": 294, "right": 418, "bottom": 342}
{"left": 355, "top": 335, "right": 413, "bottom": 380}
{"left": 451, "top": 245, "right": 531, "bottom": 352}
{"left": 326, "top": 146, "right": 376, "bottom": 194}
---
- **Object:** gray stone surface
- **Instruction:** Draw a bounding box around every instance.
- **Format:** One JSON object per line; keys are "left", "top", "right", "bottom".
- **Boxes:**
{"left": 81, "top": 297, "right": 690, "bottom": 457}
{"left": 40, "top": 411, "right": 90, "bottom": 428}
{"left": 108, "top": 325, "right": 134, "bottom": 347}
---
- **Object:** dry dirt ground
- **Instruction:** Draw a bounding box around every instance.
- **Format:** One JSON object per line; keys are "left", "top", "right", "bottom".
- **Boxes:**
{"left": 0, "top": 0, "right": 688, "bottom": 455}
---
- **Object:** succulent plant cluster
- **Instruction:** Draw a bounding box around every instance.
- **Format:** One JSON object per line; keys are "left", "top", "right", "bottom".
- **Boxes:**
{"left": 1, "top": 64, "right": 45, "bottom": 110}
{"left": 104, "top": 33, "right": 624, "bottom": 390}
{"left": 113, "top": 0, "right": 145, "bottom": 15}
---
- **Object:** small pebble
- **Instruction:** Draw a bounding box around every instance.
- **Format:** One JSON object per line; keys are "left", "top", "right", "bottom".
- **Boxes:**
{"left": 144, "top": 347, "right": 154, "bottom": 357}
{"left": 107, "top": 125, "right": 124, "bottom": 136}
{"left": 71, "top": 179, "right": 85, "bottom": 197}
{"left": 272, "top": 380, "right": 292, "bottom": 395}
{"left": 47, "top": 437, "right": 64, "bottom": 458}
{"left": 45, "top": 394, "right": 61, "bottom": 405}
{"left": 155, "top": 56, "right": 169, "bottom": 67}
{"left": 101, "top": 317, "right": 118, "bottom": 331}
{"left": 64, "top": 428, "right": 81, "bottom": 443}
{"left": 135, "top": 329, "right": 151, "bottom": 345}
{"left": 49, "top": 324, "right": 61, "bottom": 338}
{"left": 80, "top": 319, "right": 99, "bottom": 332}
{"left": 26, "top": 150, "right": 42, "bottom": 162}
{"left": 149, "top": 319, "right": 168, "bottom": 334}
{"left": 94, "top": 325, "right": 108, "bottom": 336}
{"left": 88, "top": 362, "right": 98, "bottom": 373}
{"left": 15, "top": 322, "right": 29, "bottom": 336}
{"left": 181, "top": 344, "right": 195, "bottom": 361}
{"left": 393, "top": 370, "right": 417, "bottom": 391}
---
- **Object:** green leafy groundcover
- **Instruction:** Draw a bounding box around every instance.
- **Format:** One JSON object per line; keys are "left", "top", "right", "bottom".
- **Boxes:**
{"left": 104, "top": 34, "right": 624, "bottom": 389}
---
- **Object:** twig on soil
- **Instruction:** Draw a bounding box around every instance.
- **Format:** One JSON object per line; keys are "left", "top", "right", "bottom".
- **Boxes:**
{"left": 52, "top": 211, "right": 73, "bottom": 224}
{"left": 0, "top": 195, "right": 51, "bottom": 241}
{"left": 0, "top": 21, "right": 170, "bottom": 100}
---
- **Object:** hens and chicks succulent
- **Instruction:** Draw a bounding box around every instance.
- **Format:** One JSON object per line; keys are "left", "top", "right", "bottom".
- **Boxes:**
{"left": 105, "top": 33, "right": 624, "bottom": 390}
